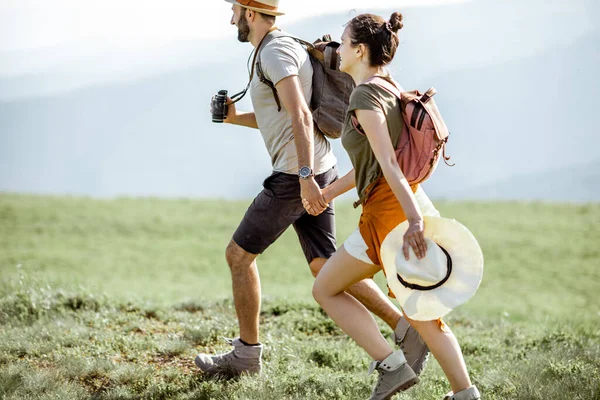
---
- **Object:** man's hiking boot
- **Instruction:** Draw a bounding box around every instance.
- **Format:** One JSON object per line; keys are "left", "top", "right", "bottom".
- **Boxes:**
{"left": 393, "top": 318, "right": 430, "bottom": 376}
{"left": 443, "top": 385, "right": 481, "bottom": 400}
{"left": 194, "top": 337, "right": 262, "bottom": 378}
{"left": 368, "top": 350, "right": 419, "bottom": 400}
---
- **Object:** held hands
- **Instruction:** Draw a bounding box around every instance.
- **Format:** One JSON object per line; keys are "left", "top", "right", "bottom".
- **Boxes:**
{"left": 301, "top": 178, "right": 329, "bottom": 216}
{"left": 402, "top": 219, "right": 428, "bottom": 260}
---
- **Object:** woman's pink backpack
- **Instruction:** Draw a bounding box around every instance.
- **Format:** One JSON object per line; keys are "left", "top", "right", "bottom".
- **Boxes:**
{"left": 351, "top": 76, "right": 454, "bottom": 185}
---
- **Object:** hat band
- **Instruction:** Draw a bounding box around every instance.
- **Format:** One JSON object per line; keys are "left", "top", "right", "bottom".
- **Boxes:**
{"left": 396, "top": 245, "right": 453, "bottom": 291}
{"left": 237, "top": 0, "right": 278, "bottom": 11}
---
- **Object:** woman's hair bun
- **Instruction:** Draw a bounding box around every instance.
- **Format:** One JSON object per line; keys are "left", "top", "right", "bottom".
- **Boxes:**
{"left": 389, "top": 12, "right": 404, "bottom": 32}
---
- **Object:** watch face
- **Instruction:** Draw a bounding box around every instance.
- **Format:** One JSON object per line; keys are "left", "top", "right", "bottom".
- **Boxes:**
{"left": 299, "top": 166, "right": 311, "bottom": 178}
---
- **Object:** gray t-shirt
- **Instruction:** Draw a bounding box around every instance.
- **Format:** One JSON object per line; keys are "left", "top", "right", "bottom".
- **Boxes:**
{"left": 251, "top": 34, "right": 336, "bottom": 175}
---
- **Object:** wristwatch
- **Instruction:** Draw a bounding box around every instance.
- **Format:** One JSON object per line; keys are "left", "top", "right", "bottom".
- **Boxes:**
{"left": 298, "top": 166, "right": 314, "bottom": 180}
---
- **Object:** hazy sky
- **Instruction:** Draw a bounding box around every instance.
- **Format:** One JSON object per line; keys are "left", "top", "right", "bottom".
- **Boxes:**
{"left": 1, "top": 0, "right": 472, "bottom": 51}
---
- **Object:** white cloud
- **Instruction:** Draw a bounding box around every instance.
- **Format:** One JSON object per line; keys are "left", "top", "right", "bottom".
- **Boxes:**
{"left": 0, "top": 0, "right": 472, "bottom": 51}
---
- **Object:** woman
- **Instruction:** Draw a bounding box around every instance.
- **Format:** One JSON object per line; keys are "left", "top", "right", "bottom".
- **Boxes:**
{"left": 306, "top": 12, "right": 480, "bottom": 400}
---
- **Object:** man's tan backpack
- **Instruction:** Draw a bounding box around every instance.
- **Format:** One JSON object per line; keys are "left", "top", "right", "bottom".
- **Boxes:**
{"left": 255, "top": 30, "right": 355, "bottom": 139}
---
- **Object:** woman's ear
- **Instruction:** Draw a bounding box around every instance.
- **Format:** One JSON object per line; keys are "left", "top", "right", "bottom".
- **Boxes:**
{"left": 357, "top": 43, "right": 366, "bottom": 60}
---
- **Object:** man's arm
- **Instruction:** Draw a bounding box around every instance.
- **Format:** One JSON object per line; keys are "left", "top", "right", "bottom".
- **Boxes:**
{"left": 275, "top": 75, "right": 327, "bottom": 212}
{"left": 275, "top": 76, "right": 313, "bottom": 173}
{"left": 226, "top": 111, "right": 258, "bottom": 129}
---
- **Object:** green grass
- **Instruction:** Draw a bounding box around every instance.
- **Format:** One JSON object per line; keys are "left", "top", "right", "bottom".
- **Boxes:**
{"left": 1, "top": 194, "right": 599, "bottom": 399}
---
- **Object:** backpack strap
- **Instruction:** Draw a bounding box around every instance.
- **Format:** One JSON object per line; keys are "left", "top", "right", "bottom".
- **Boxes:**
{"left": 363, "top": 75, "right": 402, "bottom": 99}
{"left": 255, "top": 30, "right": 289, "bottom": 112}
{"left": 255, "top": 31, "right": 317, "bottom": 112}
{"left": 420, "top": 87, "right": 436, "bottom": 104}
{"left": 350, "top": 75, "right": 402, "bottom": 135}
{"left": 228, "top": 27, "right": 279, "bottom": 106}
{"left": 256, "top": 67, "right": 282, "bottom": 112}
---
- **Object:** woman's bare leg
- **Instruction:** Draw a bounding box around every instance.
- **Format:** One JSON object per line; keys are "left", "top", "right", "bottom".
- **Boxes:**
{"left": 312, "top": 246, "right": 392, "bottom": 361}
{"left": 406, "top": 317, "right": 471, "bottom": 393}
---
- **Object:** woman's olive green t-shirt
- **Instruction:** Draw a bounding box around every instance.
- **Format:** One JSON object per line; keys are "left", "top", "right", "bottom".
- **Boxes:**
{"left": 341, "top": 81, "right": 404, "bottom": 207}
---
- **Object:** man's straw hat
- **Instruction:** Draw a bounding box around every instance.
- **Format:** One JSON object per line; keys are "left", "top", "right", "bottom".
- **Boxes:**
{"left": 224, "top": 0, "right": 285, "bottom": 17}
{"left": 381, "top": 216, "right": 484, "bottom": 321}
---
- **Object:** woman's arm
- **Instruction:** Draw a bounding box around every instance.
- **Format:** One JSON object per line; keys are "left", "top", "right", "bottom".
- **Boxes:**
{"left": 322, "top": 169, "right": 356, "bottom": 203}
{"left": 355, "top": 108, "right": 427, "bottom": 259}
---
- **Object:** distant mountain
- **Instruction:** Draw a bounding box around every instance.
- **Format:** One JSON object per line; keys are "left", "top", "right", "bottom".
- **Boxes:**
{"left": 418, "top": 30, "right": 600, "bottom": 201}
{"left": 0, "top": 0, "right": 598, "bottom": 202}
{"left": 0, "top": 63, "right": 274, "bottom": 199}
{"left": 0, "top": 39, "right": 237, "bottom": 101}
{"left": 453, "top": 159, "right": 600, "bottom": 202}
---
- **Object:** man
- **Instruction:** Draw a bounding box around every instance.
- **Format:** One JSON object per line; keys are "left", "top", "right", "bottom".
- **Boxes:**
{"left": 195, "top": 0, "right": 429, "bottom": 378}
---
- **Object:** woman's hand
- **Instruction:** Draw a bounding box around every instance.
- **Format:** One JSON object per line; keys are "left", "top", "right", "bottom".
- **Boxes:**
{"left": 402, "top": 220, "right": 427, "bottom": 260}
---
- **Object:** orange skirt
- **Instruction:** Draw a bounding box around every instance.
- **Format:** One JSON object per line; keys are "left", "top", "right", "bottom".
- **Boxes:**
{"left": 359, "top": 176, "right": 418, "bottom": 269}
{"left": 358, "top": 176, "right": 446, "bottom": 330}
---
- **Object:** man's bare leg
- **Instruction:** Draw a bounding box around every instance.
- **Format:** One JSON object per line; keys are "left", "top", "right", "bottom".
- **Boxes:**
{"left": 226, "top": 240, "right": 261, "bottom": 344}
{"left": 194, "top": 240, "right": 263, "bottom": 376}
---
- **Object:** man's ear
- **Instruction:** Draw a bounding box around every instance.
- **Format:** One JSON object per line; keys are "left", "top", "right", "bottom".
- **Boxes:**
{"left": 246, "top": 8, "right": 255, "bottom": 22}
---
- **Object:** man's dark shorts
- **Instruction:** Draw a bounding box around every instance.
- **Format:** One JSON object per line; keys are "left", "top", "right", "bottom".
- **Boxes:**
{"left": 233, "top": 165, "right": 338, "bottom": 263}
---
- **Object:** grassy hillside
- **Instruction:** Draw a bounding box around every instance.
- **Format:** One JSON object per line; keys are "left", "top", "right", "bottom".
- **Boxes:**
{"left": 0, "top": 194, "right": 599, "bottom": 399}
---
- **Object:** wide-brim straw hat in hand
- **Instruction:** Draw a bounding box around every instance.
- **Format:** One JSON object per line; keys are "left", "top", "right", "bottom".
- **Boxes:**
{"left": 381, "top": 216, "right": 484, "bottom": 321}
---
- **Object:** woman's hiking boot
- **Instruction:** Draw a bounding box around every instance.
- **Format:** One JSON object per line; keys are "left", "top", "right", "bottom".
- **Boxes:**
{"left": 443, "top": 385, "right": 481, "bottom": 400}
{"left": 393, "top": 318, "right": 430, "bottom": 376}
{"left": 368, "top": 350, "right": 419, "bottom": 400}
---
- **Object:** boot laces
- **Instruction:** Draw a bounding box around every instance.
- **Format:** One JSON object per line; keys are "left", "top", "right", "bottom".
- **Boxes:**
{"left": 368, "top": 361, "right": 387, "bottom": 390}
{"left": 212, "top": 337, "right": 237, "bottom": 365}
{"left": 212, "top": 350, "right": 235, "bottom": 365}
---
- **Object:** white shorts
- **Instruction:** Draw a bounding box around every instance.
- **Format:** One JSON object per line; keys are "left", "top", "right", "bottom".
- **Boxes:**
{"left": 343, "top": 228, "right": 375, "bottom": 264}
{"left": 343, "top": 186, "right": 440, "bottom": 264}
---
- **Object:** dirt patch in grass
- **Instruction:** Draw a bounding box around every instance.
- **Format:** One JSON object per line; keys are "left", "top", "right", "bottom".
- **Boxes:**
{"left": 149, "top": 354, "right": 196, "bottom": 375}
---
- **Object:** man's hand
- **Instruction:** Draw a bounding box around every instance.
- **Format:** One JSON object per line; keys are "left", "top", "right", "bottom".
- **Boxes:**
{"left": 209, "top": 96, "right": 237, "bottom": 124}
{"left": 300, "top": 178, "right": 328, "bottom": 216}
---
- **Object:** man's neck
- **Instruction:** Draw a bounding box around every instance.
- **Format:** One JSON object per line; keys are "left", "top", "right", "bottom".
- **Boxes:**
{"left": 250, "top": 24, "right": 276, "bottom": 48}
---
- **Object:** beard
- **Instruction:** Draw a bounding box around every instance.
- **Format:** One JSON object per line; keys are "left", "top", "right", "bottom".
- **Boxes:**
{"left": 237, "top": 13, "right": 250, "bottom": 43}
